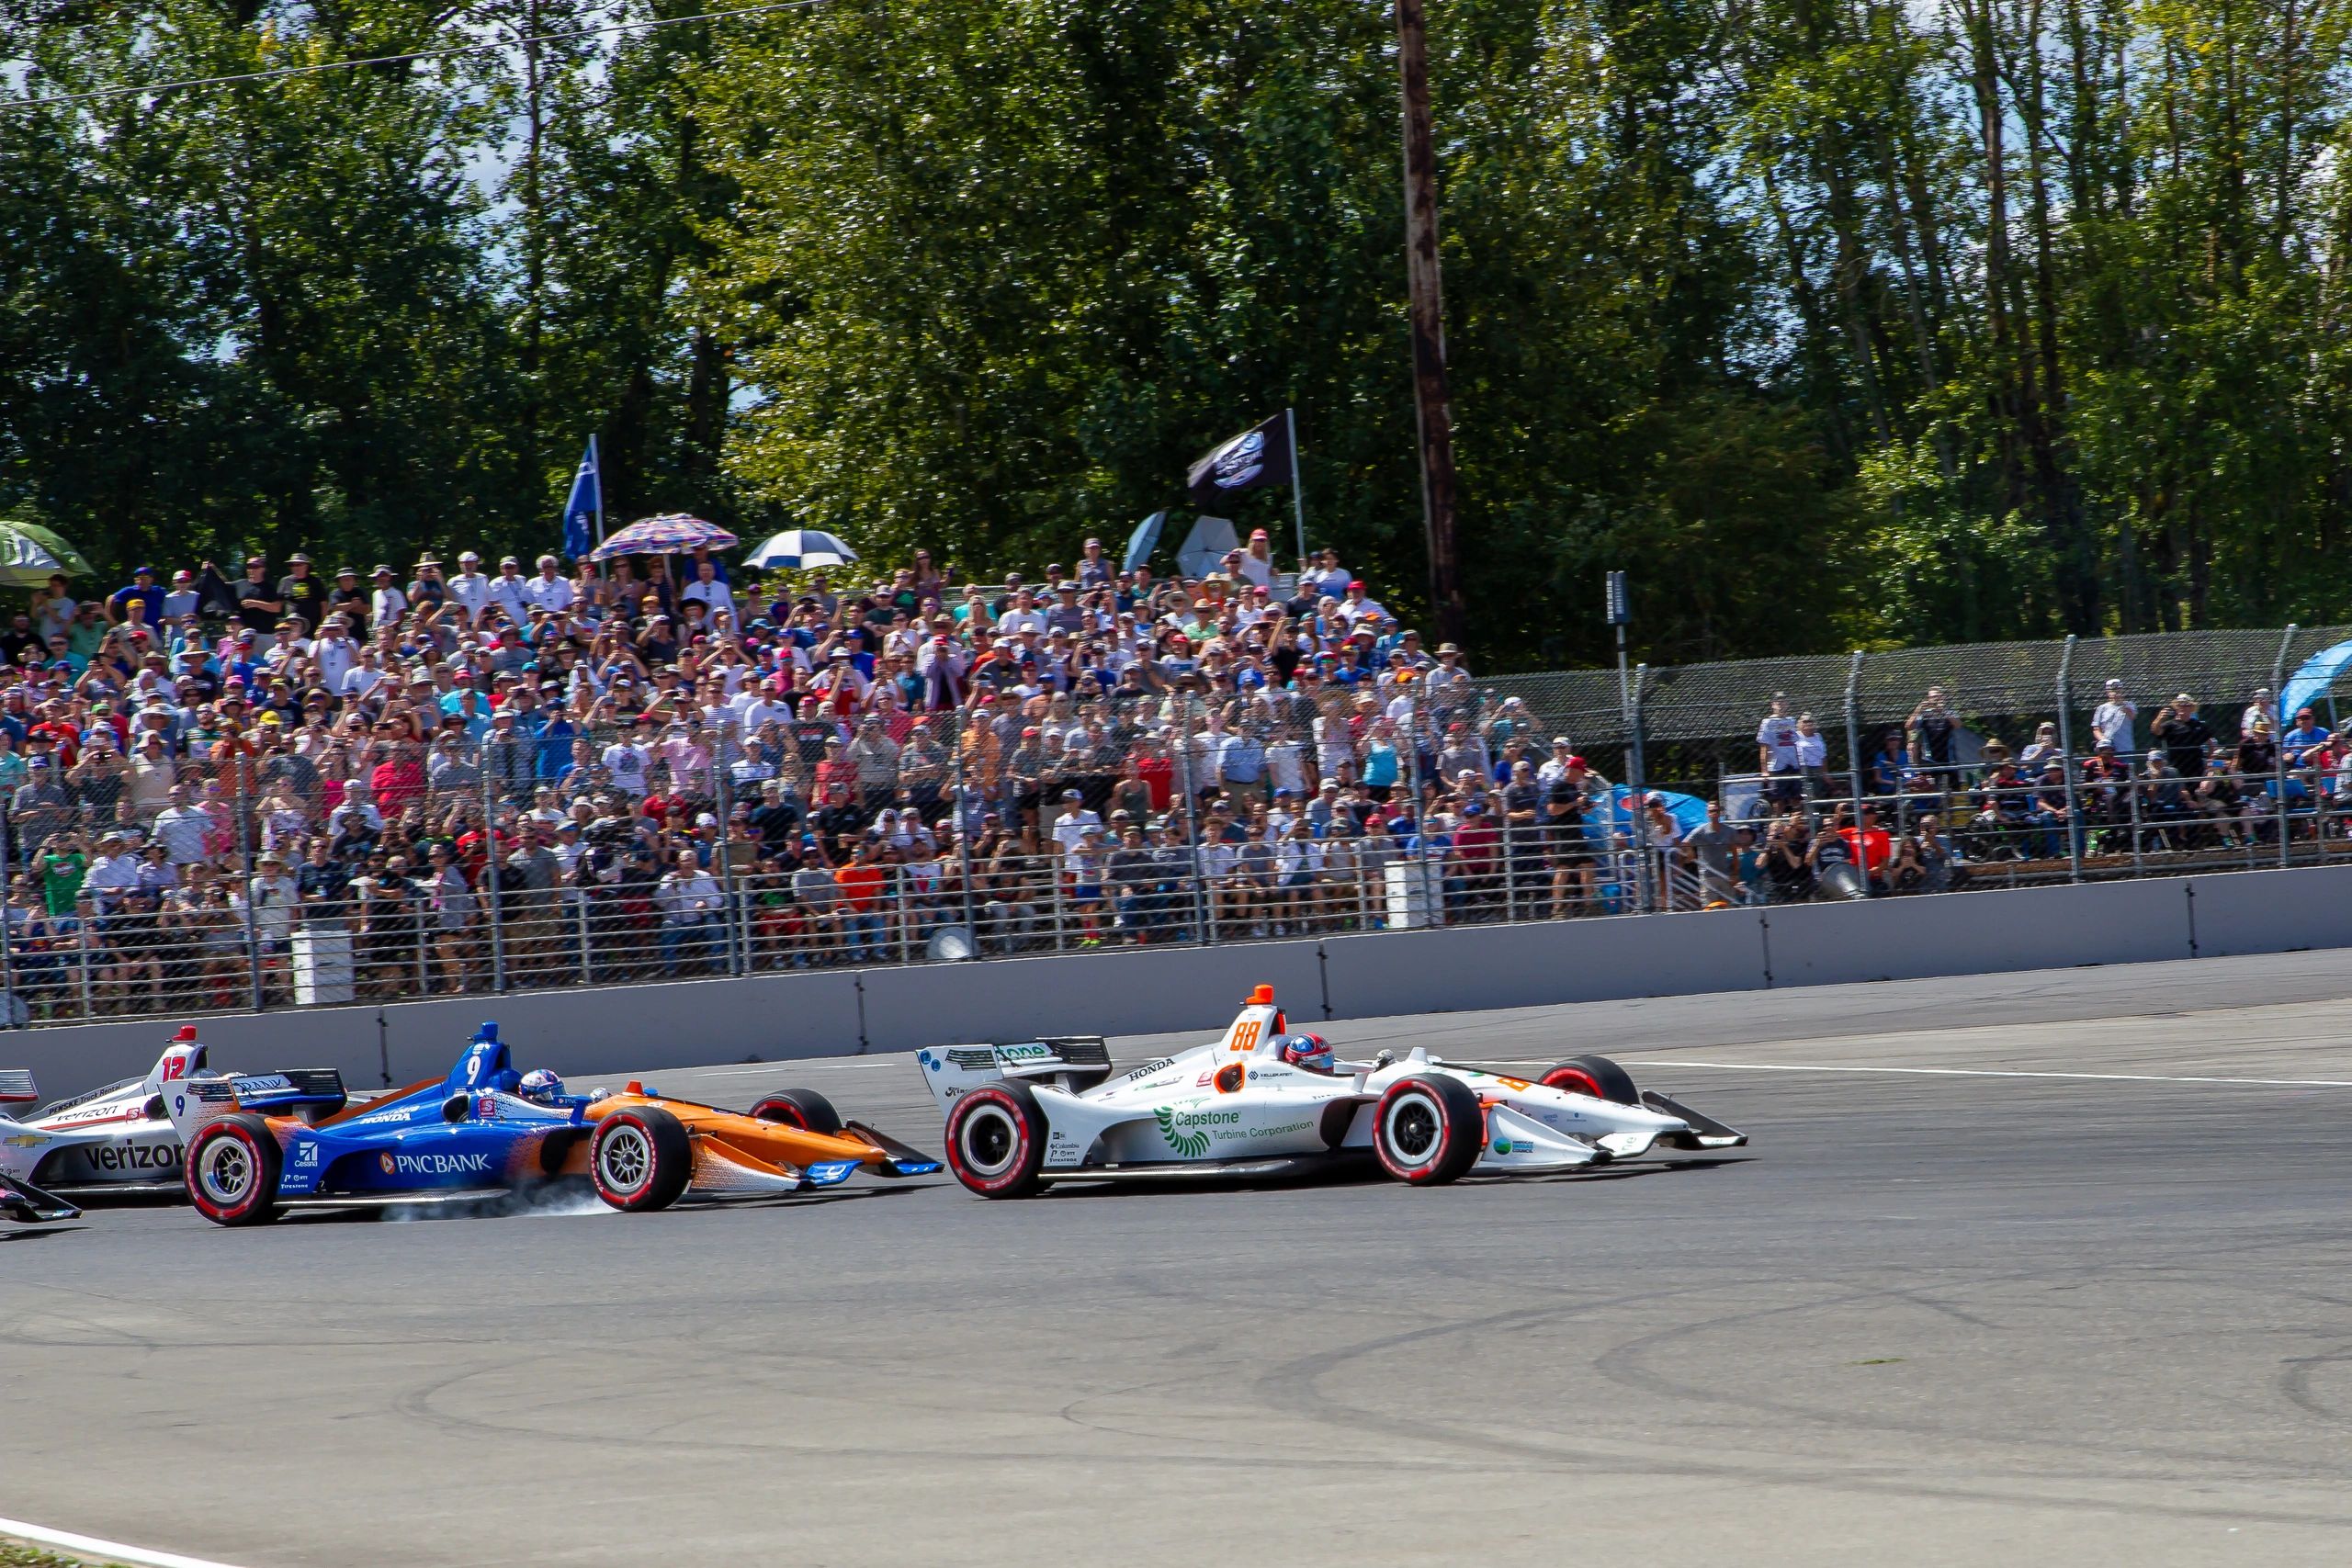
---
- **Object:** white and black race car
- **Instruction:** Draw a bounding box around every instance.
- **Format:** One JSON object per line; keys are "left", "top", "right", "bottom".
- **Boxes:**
{"left": 918, "top": 984, "right": 1746, "bottom": 1197}
{"left": 0, "top": 1026, "right": 273, "bottom": 1213}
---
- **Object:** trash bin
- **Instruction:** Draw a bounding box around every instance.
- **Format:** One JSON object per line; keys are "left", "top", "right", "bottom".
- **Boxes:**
{"left": 1384, "top": 861, "right": 1442, "bottom": 930}
{"left": 292, "top": 922, "right": 355, "bottom": 1006}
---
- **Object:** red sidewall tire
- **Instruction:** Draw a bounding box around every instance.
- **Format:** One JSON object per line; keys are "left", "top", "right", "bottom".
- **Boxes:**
{"left": 1540, "top": 1055, "right": 1640, "bottom": 1105}
{"left": 1373, "top": 1075, "right": 1482, "bottom": 1186}
{"left": 591, "top": 1109, "right": 695, "bottom": 1212}
{"left": 944, "top": 1083, "right": 1046, "bottom": 1199}
{"left": 747, "top": 1089, "right": 842, "bottom": 1136}
{"left": 186, "top": 1116, "right": 283, "bottom": 1226}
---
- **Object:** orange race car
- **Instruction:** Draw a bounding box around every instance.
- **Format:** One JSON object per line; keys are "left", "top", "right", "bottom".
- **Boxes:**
{"left": 169, "top": 1024, "right": 940, "bottom": 1224}
{"left": 576, "top": 1075, "right": 943, "bottom": 1212}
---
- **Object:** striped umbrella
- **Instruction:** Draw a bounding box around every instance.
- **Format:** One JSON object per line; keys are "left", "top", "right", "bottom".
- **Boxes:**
{"left": 586, "top": 513, "right": 739, "bottom": 560}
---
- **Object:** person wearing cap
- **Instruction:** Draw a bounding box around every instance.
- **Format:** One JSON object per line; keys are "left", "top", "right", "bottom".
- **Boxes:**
{"left": 446, "top": 550, "right": 492, "bottom": 625}
{"left": 2151, "top": 693, "right": 2211, "bottom": 779}
{"left": 368, "top": 565, "right": 408, "bottom": 627}
{"left": 107, "top": 564, "right": 166, "bottom": 627}
{"left": 2090, "top": 678, "right": 2137, "bottom": 755}
{"left": 275, "top": 553, "right": 323, "bottom": 626}
{"left": 1048, "top": 786, "right": 1102, "bottom": 856}
{"left": 320, "top": 565, "right": 368, "bottom": 634}
{"left": 158, "top": 569, "right": 200, "bottom": 623}
{"left": 483, "top": 555, "right": 532, "bottom": 626}
{"left": 1076, "top": 536, "right": 1116, "bottom": 590}
{"left": 1234, "top": 527, "right": 1276, "bottom": 589}
{"left": 2240, "top": 685, "right": 2279, "bottom": 739}
{"left": 220, "top": 554, "right": 281, "bottom": 635}
{"left": 401, "top": 554, "right": 446, "bottom": 612}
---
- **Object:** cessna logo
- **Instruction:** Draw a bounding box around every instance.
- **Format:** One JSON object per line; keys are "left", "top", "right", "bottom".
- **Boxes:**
{"left": 379, "top": 1150, "right": 492, "bottom": 1176}
{"left": 1154, "top": 1105, "right": 1239, "bottom": 1156}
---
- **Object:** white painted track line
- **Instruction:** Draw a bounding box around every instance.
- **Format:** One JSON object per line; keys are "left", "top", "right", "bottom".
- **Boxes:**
{"left": 1594, "top": 1059, "right": 2352, "bottom": 1089}
{"left": 0, "top": 1516, "right": 250, "bottom": 1568}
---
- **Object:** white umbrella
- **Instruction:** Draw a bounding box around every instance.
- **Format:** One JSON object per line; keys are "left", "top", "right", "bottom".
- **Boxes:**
{"left": 743, "top": 529, "right": 860, "bottom": 570}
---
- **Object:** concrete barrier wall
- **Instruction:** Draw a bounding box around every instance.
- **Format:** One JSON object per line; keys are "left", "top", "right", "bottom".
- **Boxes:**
{"left": 14, "top": 861, "right": 2352, "bottom": 1099}
{"left": 1761, "top": 876, "right": 2196, "bottom": 987}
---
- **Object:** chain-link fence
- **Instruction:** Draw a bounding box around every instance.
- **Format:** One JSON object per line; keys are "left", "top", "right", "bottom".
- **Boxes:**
{"left": 4, "top": 623, "right": 2346, "bottom": 1026}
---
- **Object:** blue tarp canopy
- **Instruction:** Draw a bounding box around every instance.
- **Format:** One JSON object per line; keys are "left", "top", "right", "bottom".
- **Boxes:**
{"left": 2279, "top": 639, "right": 2352, "bottom": 728}
{"left": 1599, "top": 784, "right": 1708, "bottom": 839}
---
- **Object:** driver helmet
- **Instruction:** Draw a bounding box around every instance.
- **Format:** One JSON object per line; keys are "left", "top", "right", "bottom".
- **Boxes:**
{"left": 516, "top": 1068, "right": 566, "bottom": 1105}
{"left": 1278, "top": 1033, "right": 1333, "bottom": 1072}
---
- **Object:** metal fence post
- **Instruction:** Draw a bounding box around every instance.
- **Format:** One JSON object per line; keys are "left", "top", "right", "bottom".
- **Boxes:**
{"left": 0, "top": 796, "right": 17, "bottom": 1026}
{"left": 714, "top": 750, "right": 742, "bottom": 975}
{"left": 1843, "top": 648, "right": 1867, "bottom": 838}
{"left": 2273, "top": 625, "right": 2296, "bottom": 868}
{"left": 1629, "top": 664, "right": 1651, "bottom": 912}
{"left": 235, "top": 768, "right": 263, "bottom": 1011}
{"left": 950, "top": 721, "right": 978, "bottom": 955}
{"left": 2056, "top": 634, "right": 2083, "bottom": 882}
{"left": 1176, "top": 696, "right": 1212, "bottom": 943}
{"left": 481, "top": 769, "right": 507, "bottom": 991}
{"left": 2129, "top": 761, "right": 2145, "bottom": 874}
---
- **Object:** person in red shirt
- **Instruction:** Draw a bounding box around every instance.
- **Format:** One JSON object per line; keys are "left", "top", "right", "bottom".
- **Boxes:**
{"left": 1132, "top": 742, "right": 1173, "bottom": 813}
{"left": 832, "top": 840, "right": 889, "bottom": 962}
{"left": 1450, "top": 799, "right": 1503, "bottom": 913}
{"left": 1839, "top": 805, "right": 1894, "bottom": 887}
{"left": 370, "top": 743, "right": 426, "bottom": 818}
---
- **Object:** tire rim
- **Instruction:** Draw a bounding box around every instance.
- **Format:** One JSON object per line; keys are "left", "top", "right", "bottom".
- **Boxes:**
{"left": 599, "top": 1123, "right": 651, "bottom": 1194}
{"left": 198, "top": 1136, "right": 253, "bottom": 1205}
{"left": 1385, "top": 1094, "right": 1440, "bottom": 1167}
{"left": 958, "top": 1103, "right": 1019, "bottom": 1178}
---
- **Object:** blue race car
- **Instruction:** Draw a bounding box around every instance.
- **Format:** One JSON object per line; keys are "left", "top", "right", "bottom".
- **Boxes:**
{"left": 171, "top": 1023, "right": 935, "bottom": 1225}
{"left": 167, "top": 1024, "right": 584, "bottom": 1224}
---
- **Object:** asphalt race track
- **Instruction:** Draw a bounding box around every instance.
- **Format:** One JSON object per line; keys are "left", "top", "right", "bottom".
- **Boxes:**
{"left": 9, "top": 948, "right": 2352, "bottom": 1566}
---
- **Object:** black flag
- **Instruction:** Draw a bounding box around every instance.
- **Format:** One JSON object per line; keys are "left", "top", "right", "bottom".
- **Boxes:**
{"left": 1186, "top": 413, "right": 1293, "bottom": 507}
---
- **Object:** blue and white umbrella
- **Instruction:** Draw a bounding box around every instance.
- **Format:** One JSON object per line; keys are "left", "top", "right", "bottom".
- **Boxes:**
{"left": 742, "top": 529, "right": 861, "bottom": 570}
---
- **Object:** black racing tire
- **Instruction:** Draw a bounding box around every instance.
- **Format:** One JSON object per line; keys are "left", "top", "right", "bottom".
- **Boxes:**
{"left": 747, "top": 1089, "right": 842, "bottom": 1136}
{"left": 590, "top": 1107, "right": 695, "bottom": 1213}
{"left": 185, "top": 1114, "right": 284, "bottom": 1226}
{"left": 1372, "top": 1074, "right": 1483, "bottom": 1186}
{"left": 943, "top": 1080, "right": 1047, "bottom": 1199}
{"left": 1539, "top": 1054, "right": 1640, "bottom": 1106}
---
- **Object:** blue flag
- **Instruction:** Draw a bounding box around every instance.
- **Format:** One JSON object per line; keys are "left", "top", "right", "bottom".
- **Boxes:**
{"left": 560, "top": 437, "right": 601, "bottom": 560}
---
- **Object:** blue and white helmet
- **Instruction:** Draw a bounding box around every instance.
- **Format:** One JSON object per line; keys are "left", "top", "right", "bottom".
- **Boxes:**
{"left": 1277, "top": 1033, "right": 1333, "bottom": 1072}
{"left": 517, "top": 1068, "right": 566, "bottom": 1104}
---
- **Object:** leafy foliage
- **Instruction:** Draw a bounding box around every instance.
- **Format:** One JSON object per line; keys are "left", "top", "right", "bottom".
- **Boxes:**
{"left": 5, "top": 0, "right": 2352, "bottom": 666}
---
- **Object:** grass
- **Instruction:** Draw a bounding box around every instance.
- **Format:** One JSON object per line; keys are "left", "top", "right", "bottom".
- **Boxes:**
{"left": 2, "top": 1540, "right": 114, "bottom": 1567}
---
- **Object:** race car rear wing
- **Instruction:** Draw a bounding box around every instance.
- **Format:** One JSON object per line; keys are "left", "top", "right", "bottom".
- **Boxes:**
{"left": 163, "top": 1070, "right": 348, "bottom": 1137}
{"left": 915, "top": 1037, "right": 1115, "bottom": 1110}
{"left": 0, "top": 1069, "right": 35, "bottom": 1108}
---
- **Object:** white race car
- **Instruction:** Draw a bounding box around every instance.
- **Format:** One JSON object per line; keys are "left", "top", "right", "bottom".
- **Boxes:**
{"left": 0, "top": 1026, "right": 257, "bottom": 1205}
{"left": 918, "top": 984, "right": 1746, "bottom": 1197}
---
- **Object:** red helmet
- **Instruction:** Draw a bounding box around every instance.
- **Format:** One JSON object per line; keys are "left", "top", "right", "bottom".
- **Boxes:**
{"left": 1279, "top": 1033, "right": 1333, "bottom": 1072}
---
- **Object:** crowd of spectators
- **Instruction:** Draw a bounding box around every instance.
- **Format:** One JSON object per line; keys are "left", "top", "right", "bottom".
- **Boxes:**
{"left": 1720, "top": 677, "right": 2339, "bottom": 906}
{"left": 0, "top": 525, "right": 2326, "bottom": 1020}
{"left": 0, "top": 528, "right": 1638, "bottom": 1019}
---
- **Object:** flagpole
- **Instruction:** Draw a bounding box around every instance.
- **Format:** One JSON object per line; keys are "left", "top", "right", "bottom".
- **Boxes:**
{"left": 1285, "top": 406, "right": 1306, "bottom": 564}
{"left": 590, "top": 434, "right": 605, "bottom": 545}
